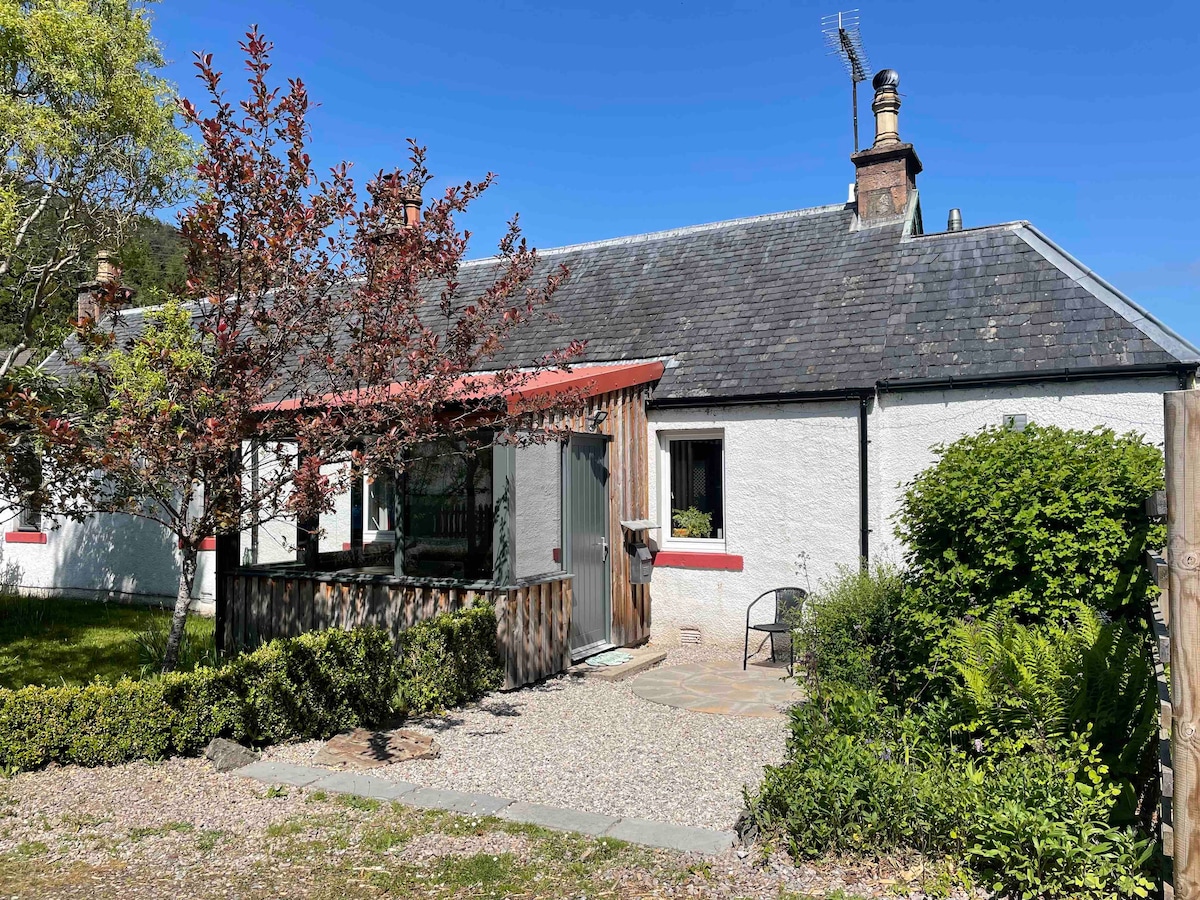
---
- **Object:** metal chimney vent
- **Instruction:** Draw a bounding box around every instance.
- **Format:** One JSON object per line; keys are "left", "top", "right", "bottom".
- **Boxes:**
{"left": 947, "top": 208, "right": 963, "bottom": 232}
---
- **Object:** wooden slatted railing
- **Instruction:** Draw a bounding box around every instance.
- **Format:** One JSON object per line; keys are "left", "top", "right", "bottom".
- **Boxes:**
{"left": 223, "top": 567, "right": 574, "bottom": 690}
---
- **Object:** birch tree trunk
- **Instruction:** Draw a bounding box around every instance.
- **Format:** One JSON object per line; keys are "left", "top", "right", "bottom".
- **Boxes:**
{"left": 162, "top": 545, "right": 198, "bottom": 673}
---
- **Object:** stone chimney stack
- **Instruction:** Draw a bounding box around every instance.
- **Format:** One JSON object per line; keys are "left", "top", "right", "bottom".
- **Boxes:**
{"left": 851, "top": 69, "right": 923, "bottom": 226}
{"left": 76, "top": 250, "right": 115, "bottom": 323}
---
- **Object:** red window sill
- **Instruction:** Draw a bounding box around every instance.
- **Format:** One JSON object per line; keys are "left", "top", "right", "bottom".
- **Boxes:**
{"left": 178, "top": 537, "right": 217, "bottom": 551}
{"left": 5, "top": 531, "right": 47, "bottom": 544}
{"left": 653, "top": 550, "right": 743, "bottom": 571}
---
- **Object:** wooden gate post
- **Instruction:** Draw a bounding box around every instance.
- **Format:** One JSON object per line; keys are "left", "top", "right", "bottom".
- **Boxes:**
{"left": 1165, "top": 388, "right": 1200, "bottom": 898}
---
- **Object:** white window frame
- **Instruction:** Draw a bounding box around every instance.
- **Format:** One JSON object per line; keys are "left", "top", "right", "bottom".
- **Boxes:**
{"left": 658, "top": 428, "right": 726, "bottom": 552}
{"left": 364, "top": 473, "right": 396, "bottom": 544}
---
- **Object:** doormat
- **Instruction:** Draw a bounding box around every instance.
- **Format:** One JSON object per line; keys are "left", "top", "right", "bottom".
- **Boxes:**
{"left": 586, "top": 649, "right": 634, "bottom": 667}
{"left": 313, "top": 727, "right": 440, "bottom": 769}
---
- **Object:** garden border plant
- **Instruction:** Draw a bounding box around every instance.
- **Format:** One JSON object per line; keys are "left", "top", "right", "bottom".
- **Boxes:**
{"left": 0, "top": 604, "right": 502, "bottom": 772}
{"left": 750, "top": 423, "right": 1166, "bottom": 899}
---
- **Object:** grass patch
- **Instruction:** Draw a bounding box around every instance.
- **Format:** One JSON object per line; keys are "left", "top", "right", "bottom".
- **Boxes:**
{"left": 0, "top": 595, "right": 215, "bottom": 689}
{"left": 265, "top": 820, "right": 305, "bottom": 838}
{"left": 0, "top": 798, "right": 780, "bottom": 899}
{"left": 337, "top": 794, "right": 380, "bottom": 812}
{"left": 194, "top": 829, "right": 224, "bottom": 852}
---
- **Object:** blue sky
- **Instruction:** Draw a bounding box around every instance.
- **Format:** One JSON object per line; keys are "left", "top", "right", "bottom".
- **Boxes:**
{"left": 150, "top": 0, "right": 1198, "bottom": 346}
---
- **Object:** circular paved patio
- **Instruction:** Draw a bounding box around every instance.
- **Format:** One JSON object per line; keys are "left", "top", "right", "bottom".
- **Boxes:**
{"left": 630, "top": 660, "right": 804, "bottom": 717}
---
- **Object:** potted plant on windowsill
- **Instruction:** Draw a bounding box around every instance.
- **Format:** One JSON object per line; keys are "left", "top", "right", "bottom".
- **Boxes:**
{"left": 672, "top": 507, "right": 713, "bottom": 539}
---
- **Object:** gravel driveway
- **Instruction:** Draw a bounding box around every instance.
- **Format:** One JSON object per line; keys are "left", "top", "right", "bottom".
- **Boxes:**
{"left": 270, "top": 648, "right": 788, "bottom": 830}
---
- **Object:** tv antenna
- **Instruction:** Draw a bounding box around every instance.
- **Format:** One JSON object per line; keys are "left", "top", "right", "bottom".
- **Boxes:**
{"left": 821, "top": 10, "right": 871, "bottom": 151}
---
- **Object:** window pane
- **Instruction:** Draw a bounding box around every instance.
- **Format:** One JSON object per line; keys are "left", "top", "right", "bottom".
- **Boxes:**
{"left": 15, "top": 451, "right": 42, "bottom": 532}
{"left": 401, "top": 440, "right": 494, "bottom": 579}
{"left": 367, "top": 474, "right": 394, "bottom": 533}
{"left": 669, "top": 438, "right": 723, "bottom": 538}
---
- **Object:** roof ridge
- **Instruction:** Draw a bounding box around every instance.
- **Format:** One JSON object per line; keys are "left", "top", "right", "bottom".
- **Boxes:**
{"left": 460, "top": 203, "right": 851, "bottom": 266}
{"left": 906, "top": 220, "right": 1031, "bottom": 240}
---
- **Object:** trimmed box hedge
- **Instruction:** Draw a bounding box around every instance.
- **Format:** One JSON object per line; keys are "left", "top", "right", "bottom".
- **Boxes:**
{"left": 0, "top": 604, "right": 502, "bottom": 772}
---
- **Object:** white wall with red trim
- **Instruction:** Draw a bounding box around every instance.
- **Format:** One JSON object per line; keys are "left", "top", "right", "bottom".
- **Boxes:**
{"left": 646, "top": 401, "right": 861, "bottom": 648}
{"left": 1, "top": 509, "right": 215, "bottom": 612}
{"left": 645, "top": 375, "right": 1176, "bottom": 650}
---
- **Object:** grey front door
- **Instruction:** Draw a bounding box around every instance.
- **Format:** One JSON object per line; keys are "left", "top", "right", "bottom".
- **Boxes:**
{"left": 564, "top": 433, "right": 610, "bottom": 657}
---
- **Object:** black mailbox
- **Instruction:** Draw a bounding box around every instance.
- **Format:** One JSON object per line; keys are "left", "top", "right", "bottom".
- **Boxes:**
{"left": 629, "top": 542, "right": 653, "bottom": 584}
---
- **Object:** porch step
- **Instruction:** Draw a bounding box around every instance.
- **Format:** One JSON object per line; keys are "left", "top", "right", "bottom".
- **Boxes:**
{"left": 568, "top": 646, "right": 667, "bottom": 683}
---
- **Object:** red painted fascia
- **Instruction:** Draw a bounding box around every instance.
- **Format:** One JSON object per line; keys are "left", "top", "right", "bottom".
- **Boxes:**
{"left": 256, "top": 361, "right": 665, "bottom": 415}
{"left": 5, "top": 531, "right": 47, "bottom": 544}
{"left": 653, "top": 550, "right": 744, "bottom": 571}
{"left": 178, "top": 537, "right": 217, "bottom": 551}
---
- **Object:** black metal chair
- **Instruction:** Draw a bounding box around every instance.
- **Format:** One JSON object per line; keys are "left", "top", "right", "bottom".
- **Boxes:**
{"left": 743, "top": 587, "right": 808, "bottom": 674}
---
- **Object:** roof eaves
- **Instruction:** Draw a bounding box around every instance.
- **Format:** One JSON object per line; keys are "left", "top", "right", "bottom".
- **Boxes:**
{"left": 1014, "top": 223, "right": 1200, "bottom": 364}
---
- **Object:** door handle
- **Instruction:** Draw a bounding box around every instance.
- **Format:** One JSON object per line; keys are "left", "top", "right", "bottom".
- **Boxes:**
{"left": 598, "top": 536, "right": 609, "bottom": 559}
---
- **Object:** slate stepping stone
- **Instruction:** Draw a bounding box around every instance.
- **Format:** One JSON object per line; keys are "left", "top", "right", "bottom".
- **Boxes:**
{"left": 313, "top": 727, "right": 440, "bottom": 769}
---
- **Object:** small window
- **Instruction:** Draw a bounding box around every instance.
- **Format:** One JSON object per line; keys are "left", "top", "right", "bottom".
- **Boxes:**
{"left": 666, "top": 435, "right": 724, "bottom": 540}
{"left": 16, "top": 452, "right": 42, "bottom": 532}
{"left": 1002, "top": 413, "right": 1028, "bottom": 432}
{"left": 365, "top": 473, "right": 395, "bottom": 539}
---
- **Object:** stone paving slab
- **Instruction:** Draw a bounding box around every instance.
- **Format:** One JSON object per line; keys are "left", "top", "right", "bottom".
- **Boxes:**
{"left": 604, "top": 816, "right": 736, "bottom": 854}
{"left": 311, "top": 771, "right": 418, "bottom": 800}
{"left": 630, "top": 660, "right": 802, "bottom": 717}
{"left": 499, "top": 801, "right": 619, "bottom": 836}
{"left": 235, "top": 759, "right": 735, "bottom": 855}
{"left": 233, "top": 760, "right": 330, "bottom": 787}
{"left": 404, "top": 786, "right": 514, "bottom": 816}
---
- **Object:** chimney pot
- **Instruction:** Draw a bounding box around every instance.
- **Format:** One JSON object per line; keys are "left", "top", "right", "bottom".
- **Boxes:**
{"left": 850, "top": 68, "right": 923, "bottom": 227}
{"left": 869, "top": 68, "right": 902, "bottom": 148}
{"left": 370, "top": 172, "right": 421, "bottom": 236}
{"left": 947, "top": 208, "right": 963, "bottom": 232}
{"left": 95, "top": 250, "right": 117, "bottom": 284}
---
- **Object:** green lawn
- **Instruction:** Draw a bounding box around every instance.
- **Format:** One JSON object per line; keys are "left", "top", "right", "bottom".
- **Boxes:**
{"left": 0, "top": 595, "right": 215, "bottom": 689}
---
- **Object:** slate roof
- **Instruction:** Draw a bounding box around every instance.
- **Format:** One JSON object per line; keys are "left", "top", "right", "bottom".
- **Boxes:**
{"left": 49, "top": 199, "right": 1198, "bottom": 403}
{"left": 461, "top": 202, "right": 1198, "bottom": 401}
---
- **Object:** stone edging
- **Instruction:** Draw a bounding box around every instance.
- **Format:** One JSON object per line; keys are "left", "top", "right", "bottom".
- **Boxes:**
{"left": 233, "top": 760, "right": 736, "bottom": 855}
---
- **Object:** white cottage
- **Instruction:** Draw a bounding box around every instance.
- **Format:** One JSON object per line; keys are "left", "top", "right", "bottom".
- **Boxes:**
{"left": 4, "top": 70, "right": 1196, "bottom": 659}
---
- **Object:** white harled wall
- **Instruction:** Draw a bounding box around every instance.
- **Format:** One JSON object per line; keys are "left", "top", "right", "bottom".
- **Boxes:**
{"left": 867, "top": 376, "right": 1176, "bottom": 560}
{"left": 647, "top": 401, "right": 861, "bottom": 647}
{"left": 0, "top": 509, "right": 216, "bottom": 612}
{"left": 0, "top": 375, "right": 1179, "bottom": 627}
{"left": 647, "top": 375, "right": 1178, "bottom": 648}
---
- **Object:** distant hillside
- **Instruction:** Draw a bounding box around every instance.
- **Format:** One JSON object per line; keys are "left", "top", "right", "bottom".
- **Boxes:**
{"left": 116, "top": 215, "right": 187, "bottom": 305}
{"left": 0, "top": 214, "right": 187, "bottom": 350}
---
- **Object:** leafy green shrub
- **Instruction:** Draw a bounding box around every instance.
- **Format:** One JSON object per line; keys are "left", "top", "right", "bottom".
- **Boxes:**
{"left": 746, "top": 688, "right": 1156, "bottom": 899}
{"left": 793, "top": 563, "right": 905, "bottom": 694}
{"left": 949, "top": 609, "right": 1156, "bottom": 817}
{"left": 395, "top": 605, "right": 502, "bottom": 714}
{"left": 746, "top": 689, "right": 971, "bottom": 858}
{"left": 0, "top": 605, "right": 502, "bottom": 772}
{"left": 895, "top": 424, "right": 1164, "bottom": 678}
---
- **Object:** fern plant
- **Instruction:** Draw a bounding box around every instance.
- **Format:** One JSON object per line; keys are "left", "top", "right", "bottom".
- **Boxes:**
{"left": 949, "top": 610, "right": 1156, "bottom": 814}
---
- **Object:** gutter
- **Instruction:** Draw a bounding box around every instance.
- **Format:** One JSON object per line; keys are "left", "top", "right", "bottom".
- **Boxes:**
{"left": 649, "top": 362, "right": 1195, "bottom": 410}
{"left": 649, "top": 387, "right": 875, "bottom": 409}
{"left": 877, "top": 363, "right": 1195, "bottom": 394}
